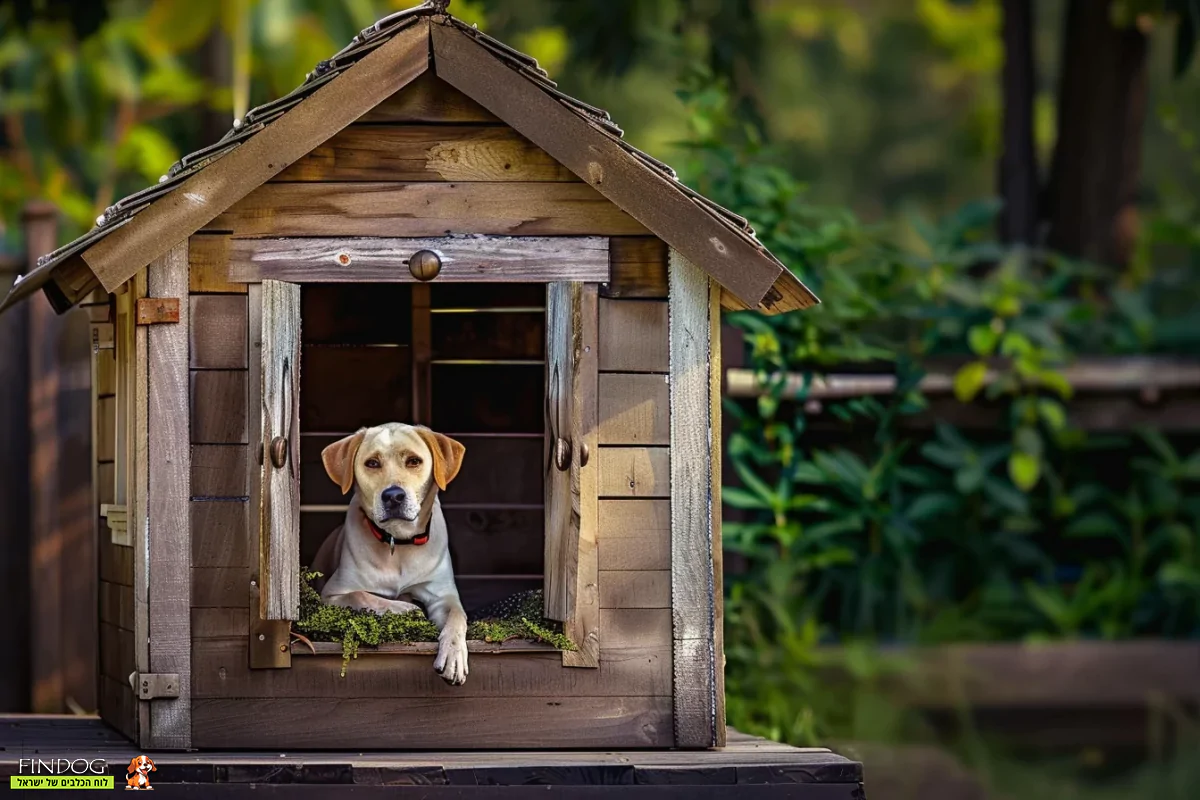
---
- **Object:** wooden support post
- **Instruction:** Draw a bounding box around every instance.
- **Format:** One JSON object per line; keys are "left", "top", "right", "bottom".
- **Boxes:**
{"left": 669, "top": 250, "right": 722, "bottom": 748}
{"left": 131, "top": 268, "right": 150, "bottom": 738}
{"left": 145, "top": 242, "right": 191, "bottom": 748}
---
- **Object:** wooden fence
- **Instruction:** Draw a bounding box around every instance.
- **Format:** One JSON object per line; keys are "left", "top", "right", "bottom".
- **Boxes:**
{"left": 0, "top": 205, "right": 96, "bottom": 713}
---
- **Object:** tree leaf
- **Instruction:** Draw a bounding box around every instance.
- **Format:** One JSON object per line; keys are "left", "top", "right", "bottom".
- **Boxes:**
{"left": 1036, "top": 369, "right": 1074, "bottom": 399}
{"left": 985, "top": 476, "right": 1031, "bottom": 513}
{"left": 905, "top": 492, "right": 959, "bottom": 522}
{"left": 953, "top": 361, "right": 989, "bottom": 402}
{"left": 968, "top": 323, "right": 999, "bottom": 356}
{"left": 1008, "top": 452, "right": 1041, "bottom": 491}
{"left": 723, "top": 486, "right": 770, "bottom": 511}
{"left": 1014, "top": 426, "right": 1042, "bottom": 456}
{"left": 732, "top": 459, "right": 779, "bottom": 506}
{"left": 921, "top": 442, "right": 963, "bottom": 469}
{"left": 1037, "top": 399, "right": 1067, "bottom": 431}
{"left": 1064, "top": 513, "right": 1123, "bottom": 538}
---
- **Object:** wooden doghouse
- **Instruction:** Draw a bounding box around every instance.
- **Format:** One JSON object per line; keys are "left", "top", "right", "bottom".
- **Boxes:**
{"left": 0, "top": 2, "right": 816, "bottom": 751}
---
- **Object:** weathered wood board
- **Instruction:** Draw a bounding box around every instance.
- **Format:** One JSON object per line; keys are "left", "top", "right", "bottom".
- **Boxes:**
{"left": 228, "top": 236, "right": 609, "bottom": 283}
{"left": 206, "top": 182, "right": 649, "bottom": 237}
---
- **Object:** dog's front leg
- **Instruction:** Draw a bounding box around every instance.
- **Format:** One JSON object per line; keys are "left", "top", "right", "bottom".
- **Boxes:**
{"left": 418, "top": 590, "right": 469, "bottom": 685}
{"left": 325, "top": 590, "right": 422, "bottom": 616}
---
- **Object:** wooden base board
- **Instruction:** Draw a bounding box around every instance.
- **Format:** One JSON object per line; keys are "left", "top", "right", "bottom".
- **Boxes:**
{"left": 0, "top": 716, "right": 862, "bottom": 799}
{"left": 191, "top": 696, "right": 673, "bottom": 749}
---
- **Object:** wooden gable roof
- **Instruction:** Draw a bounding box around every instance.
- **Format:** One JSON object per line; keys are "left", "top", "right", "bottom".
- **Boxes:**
{"left": 1, "top": 2, "right": 817, "bottom": 316}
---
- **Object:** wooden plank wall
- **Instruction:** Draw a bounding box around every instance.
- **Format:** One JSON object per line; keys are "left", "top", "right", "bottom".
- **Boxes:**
{"left": 188, "top": 76, "right": 677, "bottom": 749}
{"left": 188, "top": 234, "right": 253, "bottom": 690}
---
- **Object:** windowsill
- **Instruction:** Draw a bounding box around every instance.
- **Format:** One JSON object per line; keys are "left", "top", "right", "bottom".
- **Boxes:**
{"left": 293, "top": 640, "right": 564, "bottom": 656}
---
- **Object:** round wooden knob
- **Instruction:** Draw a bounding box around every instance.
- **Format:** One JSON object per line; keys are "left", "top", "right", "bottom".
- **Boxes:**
{"left": 554, "top": 437, "right": 572, "bottom": 471}
{"left": 269, "top": 436, "right": 289, "bottom": 468}
{"left": 409, "top": 250, "right": 442, "bottom": 281}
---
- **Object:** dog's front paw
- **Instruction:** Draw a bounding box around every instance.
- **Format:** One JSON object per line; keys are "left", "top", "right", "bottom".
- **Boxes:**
{"left": 433, "top": 634, "right": 469, "bottom": 685}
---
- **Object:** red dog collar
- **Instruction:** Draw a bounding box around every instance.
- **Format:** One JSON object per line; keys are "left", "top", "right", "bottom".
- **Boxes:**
{"left": 363, "top": 511, "right": 429, "bottom": 552}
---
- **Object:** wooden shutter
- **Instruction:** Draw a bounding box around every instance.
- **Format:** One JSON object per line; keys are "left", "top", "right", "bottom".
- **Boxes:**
{"left": 260, "top": 280, "right": 301, "bottom": 620}
{"left": 544, "top": 282, "right": 600, "bottom": 667}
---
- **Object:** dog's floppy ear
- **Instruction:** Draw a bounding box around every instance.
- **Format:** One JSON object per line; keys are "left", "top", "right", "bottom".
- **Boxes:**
{"left": 148, "top": 758, "right": 156, "bottom": 772}
{"left": 415, "top": 427, "right": 466, "bottom": 491}
{"left": 322, "top": 429, "right": 367, "bottom": 495}
{"left": 126, "top": 758, "right": 139, "bottom": 775}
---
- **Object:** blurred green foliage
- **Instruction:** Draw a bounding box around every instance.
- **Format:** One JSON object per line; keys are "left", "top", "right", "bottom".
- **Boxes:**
{"left": 672, "top": 66, "right": 1200, "bottom": 756}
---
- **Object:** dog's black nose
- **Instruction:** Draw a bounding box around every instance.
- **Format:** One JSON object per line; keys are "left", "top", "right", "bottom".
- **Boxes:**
{"left": 381, "top": 485, "right": 407, "bottom": 508}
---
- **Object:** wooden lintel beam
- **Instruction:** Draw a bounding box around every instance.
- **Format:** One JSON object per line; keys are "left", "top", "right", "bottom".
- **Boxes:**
{"left": 227, "top": 236, "right": 609, "bottom": 283}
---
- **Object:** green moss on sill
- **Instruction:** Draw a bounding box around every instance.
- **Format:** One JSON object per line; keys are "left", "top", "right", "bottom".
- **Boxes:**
{"left": 295, "top": 569, "right": 576, "bottom": 674}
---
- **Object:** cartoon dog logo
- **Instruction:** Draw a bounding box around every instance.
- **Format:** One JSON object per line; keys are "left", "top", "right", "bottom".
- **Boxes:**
{"left": 125, "top": 755, "right": 156, "bottom": 790}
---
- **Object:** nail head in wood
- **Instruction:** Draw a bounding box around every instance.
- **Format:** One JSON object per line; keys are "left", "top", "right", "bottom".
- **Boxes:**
{"left": 135, "top": 297, "right": 180, "bottom": 325}
{"left": 408, "top": 249, "right": 442, "bottom": 281}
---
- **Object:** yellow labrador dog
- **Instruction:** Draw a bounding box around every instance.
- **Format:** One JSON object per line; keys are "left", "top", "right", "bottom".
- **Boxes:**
{"left": 312, "top": 423, "right": 469, "bottom": 685}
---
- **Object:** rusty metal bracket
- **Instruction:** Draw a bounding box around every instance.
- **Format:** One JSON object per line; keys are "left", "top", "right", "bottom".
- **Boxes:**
{"left": 135, "top": 297, "right": 180, "bottom": 325}
{"left": 249, "top": 575, "right": 292, "bottom": 669}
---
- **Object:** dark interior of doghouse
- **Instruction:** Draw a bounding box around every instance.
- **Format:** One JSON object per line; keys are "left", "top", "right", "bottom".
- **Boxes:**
{"left": 298, "top": 282, "right": 546, "bottom": 615}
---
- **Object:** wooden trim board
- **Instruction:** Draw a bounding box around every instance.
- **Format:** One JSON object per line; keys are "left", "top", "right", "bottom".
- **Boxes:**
{"left": 192, "top": 696, "right": 673, "bottom": 749}
{"left": 80, "top": 19, "right": 432, "bottom": 292}
{"left": 228, "top": 236, "right": 609, "bottom": 283}
{"left": 669, "top": 250, "right": 720, "bottom": 748}
{"left": 207, "top": 182, "right": 646, "bottom": 237}
{"left": 131, "top": 269, "right": 150, "bottom": 741}
{"left": 564, "top": 284, "right": 599, "bottom": 668}
{"left": 145, "top": 242, "right": 192, "bottom": 749}
{"left": 708, "top": 277, "right": 726, "bottom": 746}
{"left": 542, "top": 282, "right": 599, "bottom": 668}
{"left": 260, "top": 281, "right": 301, "bottom": 620}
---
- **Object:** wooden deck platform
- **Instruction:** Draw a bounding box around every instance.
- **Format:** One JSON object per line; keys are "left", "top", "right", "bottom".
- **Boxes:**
{"left": 1, "top": 715, "right": 863, "bottom": 797}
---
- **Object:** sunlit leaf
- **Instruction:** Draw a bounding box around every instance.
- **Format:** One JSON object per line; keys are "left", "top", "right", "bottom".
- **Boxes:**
{"left": 1008, "top": 452, "right": 1040, "bottom": 491}
{"left": 1037, "top": 399, "right": 1067, "bottom": 432}
{"left": 952, "top": 360, "right": 988, "bottom": 402}
{"left": 967, "top": 323, "right": 999, "bottom": 356}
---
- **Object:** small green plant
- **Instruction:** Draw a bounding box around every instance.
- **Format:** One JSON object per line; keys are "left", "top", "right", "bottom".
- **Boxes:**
{"left": 295, "top": 570, "right": 575, "bottom": 676}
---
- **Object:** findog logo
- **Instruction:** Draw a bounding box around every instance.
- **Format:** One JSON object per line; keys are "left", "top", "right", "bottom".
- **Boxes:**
{"left": 125, "top": 755, "right": 156, "bottom": 790}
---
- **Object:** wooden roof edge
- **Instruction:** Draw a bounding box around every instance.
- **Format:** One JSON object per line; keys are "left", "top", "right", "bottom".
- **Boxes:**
{"left": 430, "top": 20, "right": 816, "bottom": 311}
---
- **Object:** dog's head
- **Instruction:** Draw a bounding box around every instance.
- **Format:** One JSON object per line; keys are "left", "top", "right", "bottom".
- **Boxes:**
{"left": 321, "top": 424, "right": 465, "bottom": 541}
{"left": 127, "top": 755, "right": 155, "bottom": 776}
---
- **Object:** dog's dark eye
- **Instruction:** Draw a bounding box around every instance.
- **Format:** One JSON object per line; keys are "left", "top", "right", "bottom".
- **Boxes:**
{"left": 405, "top": 456, "right": 422, "bottom": 468}
{"left": 364, "top": 458, "right": 381, "bottom": 469}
